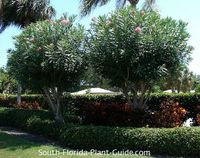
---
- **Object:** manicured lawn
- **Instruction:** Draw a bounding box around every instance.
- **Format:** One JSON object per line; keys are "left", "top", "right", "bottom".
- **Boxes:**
{"left": 0, "top": 132, "right": 150, "bottom": 158}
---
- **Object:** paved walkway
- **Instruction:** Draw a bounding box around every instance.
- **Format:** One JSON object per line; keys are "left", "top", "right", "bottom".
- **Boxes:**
{"left": 0, "top": 126, "right": 58, "bottom": 146}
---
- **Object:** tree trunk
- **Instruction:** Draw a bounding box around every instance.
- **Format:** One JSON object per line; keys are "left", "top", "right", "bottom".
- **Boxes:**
{"left": 43, "top": 87, "right": 65, "bottom": 124}
{"left": 54, "top": 92, "right": 65, "bottom": 124}
{"left": 124, "top": 90, "right": 147, "bottom": 111}
{"left": 171, "top": 87, "right": 176, "bottom": 93}
{"left": 123, "top": 81, "right": 147, "bottom": 111}
{"left": 128, "top": 0, "right": 139, "bottom": 7}
{"left": 17, "top": 84, "right": 22, "bottom": 105}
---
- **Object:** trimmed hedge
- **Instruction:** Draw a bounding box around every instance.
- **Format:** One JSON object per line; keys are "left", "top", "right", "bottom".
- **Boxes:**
{"left": 0, "top": 107, "right": 60, "bottom": 139}
{"left": 0, "top": 94, "right": 45, "bottom": 108}
{"left": 60, "top": 126, "right": 200, "bottom": 156}
{"left": 1, "top": 93, "right": 200, "bottom": 126}
{"left": 0, "top": 107, "right": 200, "bottom": 156}
{"left": 1, "top": 93, "right": 200, "bottom": 111}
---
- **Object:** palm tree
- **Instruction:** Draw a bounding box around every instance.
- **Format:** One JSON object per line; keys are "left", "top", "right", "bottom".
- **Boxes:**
{"left": 0, "top": 0, "right": 55, "bottom": 32}
{"left": 80, "top": 0, "right": 156, "bottom": 16}
{"left": 181, "top": 68, "right": 194, "bottom": 93}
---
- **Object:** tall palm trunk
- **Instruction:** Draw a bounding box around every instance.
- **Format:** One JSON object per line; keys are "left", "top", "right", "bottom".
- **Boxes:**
{"left": 128, "top": 0, "right": 139, "bottom": 7}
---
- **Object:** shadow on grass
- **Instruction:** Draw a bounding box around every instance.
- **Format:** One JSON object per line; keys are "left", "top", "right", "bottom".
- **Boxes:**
{"left": 0, "top": 132, "right": 48, "bottom": 151}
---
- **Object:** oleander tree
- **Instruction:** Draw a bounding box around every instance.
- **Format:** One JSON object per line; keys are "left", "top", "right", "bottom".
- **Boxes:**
{"left": 86, "top": 7, "right": 192, "bottom": 110}
{"left": 7, "top": 15, "right": 86, "bottom": 123}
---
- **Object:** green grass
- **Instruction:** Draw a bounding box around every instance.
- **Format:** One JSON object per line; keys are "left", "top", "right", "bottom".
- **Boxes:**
{"left": 0, "top": 132, "right": 150, "bottom": 158}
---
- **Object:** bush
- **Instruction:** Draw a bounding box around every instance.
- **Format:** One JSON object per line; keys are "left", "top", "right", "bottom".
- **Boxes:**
{"left": 14, "top": 101, "right": 41, "bottom": 110}
{"left": 153, "top": 100, "right": 187, "bottom": 127}
{"left": 196, "top": 114, "right": 200, "bottom": 125}
{"left": 26, "top": 115, "right": 60, "bottom": 139}
{"left": 0, "top": 107, "right": 200, "bottom": 156}
{"left": 60, "top": 125, "right": 200, "bottom": 156}
{"left": 0, "top": 94, "right": 46, "bottom": 108}
{"left": 80, "top": 102, "right": 151, "bottom": 127}
{"left": 1, "top": 93, "right": 200, "bottom": 127}
{"left": 0, "top": 107, "right": 59, "bottom": 139}
{"left": 0, "top": 107, "right": 50, "bottom": 122}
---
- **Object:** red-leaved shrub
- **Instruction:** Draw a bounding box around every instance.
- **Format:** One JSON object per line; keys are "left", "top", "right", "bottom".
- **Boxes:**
{"left": 154, "top": 100, "right": 187, "bottom": 127}
{"left": 14, "top": 101, "right": 41, "bottom": 110}
{"left": 196, "top": 114, "right": 200, "bottom": 125}
{"left": 79, "top": 102, "right": 150, "bottom": 127}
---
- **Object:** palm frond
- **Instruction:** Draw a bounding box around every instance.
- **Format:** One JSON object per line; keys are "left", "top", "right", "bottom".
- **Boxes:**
{"left": 80, "top": 0, "right": 111, "bottom": 17}
{"left": 142, "top": 0, "right": 156, "bottom": 12}
{"left": 116, "top": 0, "right": 126, "bottom": 9}
{"left": 0, "top": 0, "right": 56, "bottom": 33}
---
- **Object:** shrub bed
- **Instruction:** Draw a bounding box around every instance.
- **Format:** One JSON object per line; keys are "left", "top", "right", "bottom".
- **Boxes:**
{"left": 60, "top": 125, "right": 200, "bottom": 156}
{"left": 1, "top": 93, "right": 200, "bottom": 112}
{"left": 0, "top": 107, "right": 200, "bottom": 156}
{"left": 0, "top": 107, "right": 60, "bottom": 139}
{"left": 1, "top": 93, "right": 200, "bottom": 126}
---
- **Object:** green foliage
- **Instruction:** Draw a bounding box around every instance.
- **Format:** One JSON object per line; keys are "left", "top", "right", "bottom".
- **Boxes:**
{"left": 0, "top": 107, "right": 200, "bottom": 156}
{"left": 60, "top": 126, "right": 200, "bottom": 156}
{"left": 0, "top": 107, "right": 50, "bottom": 129}
{"left": 7, "top": 15, "right": 86, "bottom": 92}
{"left": 162, "top": 66, "right": 194, "bottom": 93}
{"left": 0, "top": 94, "right": 45, "bottom": 108}
{"left": 0, "top": 107, "right": 60, "bottom": 139}
{"left": 1, "top": 93, "right": 200, "bottom": 126}
{"left": 195, "top": 85, "right": 200, "bottom": 93}
{"left": 79, "top": 0, "right": 156, "bottom": 16}
{"left": 81, "top": 66, "right": 111, "bottom": 89}
{"left": 0, "top": 67, "right": 17, "bottom": 93}
{"left": 1, "top": 93, "right": 200, "bottom": 115}
{"left": 7, "top": 15, "right": 87, "bottom": 123}
{"left": 193, "top": 75, "right": 200, "bottom": 90}
{"left": 0, "top": 0, "right": 55, "bottom": 32}
{"left": 87, "top": 8, "right": 192, "bottom": 98}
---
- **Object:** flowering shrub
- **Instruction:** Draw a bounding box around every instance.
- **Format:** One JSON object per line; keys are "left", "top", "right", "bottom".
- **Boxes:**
{"left": 135, "top": 26, "right": 142, "bottom": 33}
{"left": 87, "top": 7, "right": 192, "bottom": 110}
{"left": 7, "top": 14, "right": 86, "bottom": 123}
{"left": 154, "top": 100, "right": 187, "bottom": 127}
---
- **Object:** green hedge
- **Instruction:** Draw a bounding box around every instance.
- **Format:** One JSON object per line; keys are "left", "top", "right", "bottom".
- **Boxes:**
{"left": 0, "top": 107, "right": 60, "bottom": 139}
{"left": 1, "top": 93, "right": 200, "bottom": 116}
{"left": 0, "top": 94, "right": 45, "bottom": 108}
{"left": 60, "top": 126, "right": 200, "bottom": 156}
{"left": 0, "top": 107, "right": 200, "bottom": 156}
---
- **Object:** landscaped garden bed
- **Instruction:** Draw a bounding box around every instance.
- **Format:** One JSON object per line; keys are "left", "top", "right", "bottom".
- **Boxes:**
{"left": 0, "top": 107, "right": 200, "bottom": 157}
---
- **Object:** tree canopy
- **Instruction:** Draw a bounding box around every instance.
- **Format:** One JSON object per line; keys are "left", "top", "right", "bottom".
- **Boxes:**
{"left": 0, "top": 0, "right": 55, "bottom": 32}
{"left": 7, "top": 15, "right": 86, "bottom": 123}
{"left": 86, "top": 7, "right": 192, "bottom": 109}
{"left": 79, "top": 0, "right": 156, "bottom": 16}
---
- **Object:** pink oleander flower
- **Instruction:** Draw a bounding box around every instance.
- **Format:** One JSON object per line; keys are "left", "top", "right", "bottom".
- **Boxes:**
{"left": 61, "top": 19, "right": 70, "bottom": 25}
{"left": 135, "top": 26, "right": 142, "bottom": 33}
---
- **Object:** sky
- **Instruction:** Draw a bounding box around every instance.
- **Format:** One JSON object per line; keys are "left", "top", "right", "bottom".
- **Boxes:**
{"left": 0, "top": 0, "right": 200, "bottom": 74}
